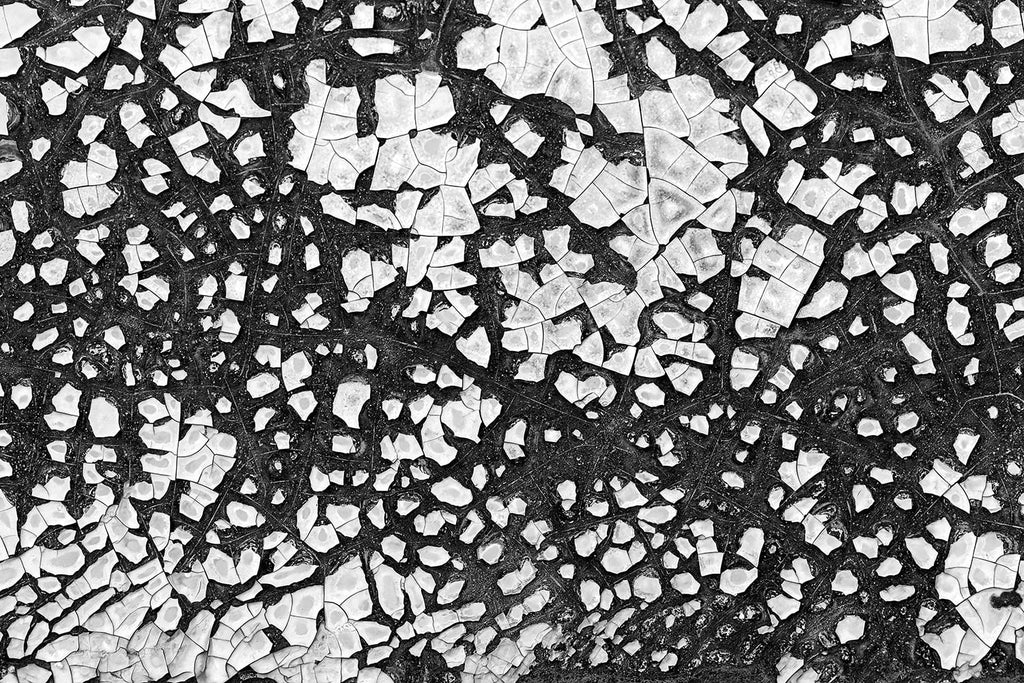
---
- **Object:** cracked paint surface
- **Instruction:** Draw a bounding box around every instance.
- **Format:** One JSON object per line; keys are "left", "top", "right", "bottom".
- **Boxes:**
{"left": 0, "top": 0, "right": 1023, "bottom": 681}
